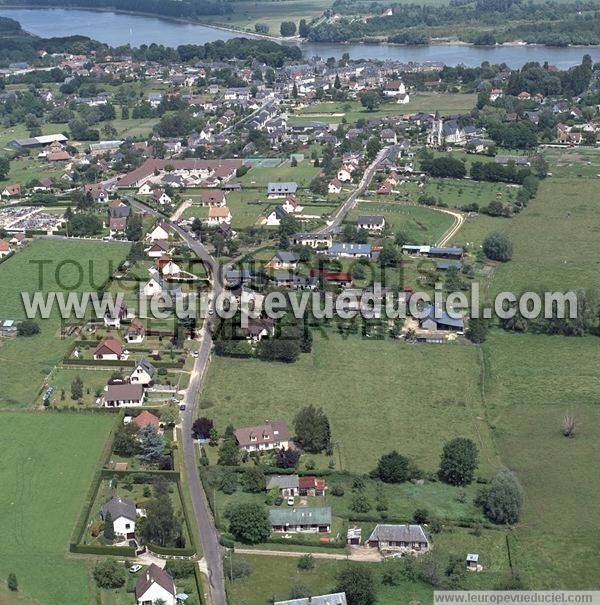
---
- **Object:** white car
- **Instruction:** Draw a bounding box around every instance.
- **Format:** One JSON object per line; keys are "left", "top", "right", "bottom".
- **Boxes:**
{"left": 191, "top": 351, "right": 199, "bottom": 358}
{"left": 287, "top": 497, "right": 295, "bottom": 506}
{"left": 129, "top": 564, "right": 142, "bottom": 573}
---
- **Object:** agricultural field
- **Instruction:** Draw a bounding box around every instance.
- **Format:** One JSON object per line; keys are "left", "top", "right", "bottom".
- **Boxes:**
{"left": 347, "top": 201, "right": 455, "bottom": 244}
{"left": 490, "top": 174, "right": 600, "bottom": 294}
{"left": 0, "top": 412, "right": 116, "bottom": 605}
{"left": 0, "top": 239, "right": 129, "bottom": 407}
{"left": 198, "top": 0, "right": 332, "bottom": 33}
{"left": 293, "top": 94, "right": 477, "bottom": 124}
{"left": 201, "top": 331, "right": 499, "bottom": 475}
{"left": 240, "top": 159, "right": 320, "bottom": 188}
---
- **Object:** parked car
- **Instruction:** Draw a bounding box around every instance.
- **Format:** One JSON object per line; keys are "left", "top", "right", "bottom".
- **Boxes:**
{"left": 287, "top": 496, "right": 295, "bottom": 506}
{"left": 274, "top": 496, "right": 283, "bottom": 506}
{"left": 129, "top": 564, "right": 142, "bottom": 573}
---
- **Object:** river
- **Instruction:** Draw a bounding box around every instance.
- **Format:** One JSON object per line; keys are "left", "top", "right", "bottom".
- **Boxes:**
{"left": 2, "top": 7, "right": 600, "bottom": 68}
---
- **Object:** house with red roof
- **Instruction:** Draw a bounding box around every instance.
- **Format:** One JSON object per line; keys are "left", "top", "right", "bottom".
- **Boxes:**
{"left": 94, "top": 336, "right": 128, "bottom": 360}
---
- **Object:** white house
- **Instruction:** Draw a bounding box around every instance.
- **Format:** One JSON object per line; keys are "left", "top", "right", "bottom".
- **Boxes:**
{"left": 0, "top": 240, "right": 13, "bottom": 258}
{"left": 265, "top": 205, "right": 288, "bottom": 227}
{"left": 152, "top": 189, "right": 172, "bottom": 205}
{"left": 328, "top": 179, "right": 342, "bottom": 194}
{"left": 135, "top": 564, "right": 177, "bottom": 605}
{"left": 145, "top": 240, "right": 171, "bottom": 259}
{"left": 140, "top": 272, "right": 165, "bottom": 297}
{"left": 137, "top": 182, "right": 154, "bottom": 195}
{"left": 205, "top": 206, "right": 232, "bottom": 226}
{"left": 101, "top": 383, "right": 145, "bottom": 407}
{"left": 281, "top": 195, "right": 303, "bottom": 214}
{"left": 130, "top": 359, "right": 156, "bottom": 386}
{"left": 147, "top": 223, "right": 169, "bottom": 242}
{"left": 356, "top": 215, "right": 385, "bottom": 233}
{"left": 100, "top": 497, "right": 136, "bottom": 539}
{"left": 337, "top": 166, "right": 353, "bottom": 182}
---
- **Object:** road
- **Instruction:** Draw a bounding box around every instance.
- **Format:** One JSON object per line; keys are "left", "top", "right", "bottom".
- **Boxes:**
{"left": 128, "top": 197, "right": 228, "bottom": 605}
{"left": 234, "top": 547, "right": 382, "bottom": 562}
{"left": 434, "top": 207, "right": 465, "bottom": 247}
{"left": 319, "top": 145, "right": 391, "bottom": 234}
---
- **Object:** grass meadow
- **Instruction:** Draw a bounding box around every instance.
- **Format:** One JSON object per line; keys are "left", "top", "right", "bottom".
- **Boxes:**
{"left": 0, "top": 412, "right": 115, "bottom": 604}
{"left": 201, "top": 331, "right": 499, "bottom": 475}
{"left": 0, "top": 239, "right": 129, "bottom": 407}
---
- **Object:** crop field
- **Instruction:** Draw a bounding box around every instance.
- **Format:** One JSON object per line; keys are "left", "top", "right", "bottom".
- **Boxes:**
{"left": 0, "top": 239, "right": 129, "bottom": 407}
{"left": 201, "top": 332, "right": 499, "bottom": 475}
{"left": 347, "top": 201, "right": 455, "bottom": 243}
{"left": 0, "top": 412, "right": 115, "bottom": 605}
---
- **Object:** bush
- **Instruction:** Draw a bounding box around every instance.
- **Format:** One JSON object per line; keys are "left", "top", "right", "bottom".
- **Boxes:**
{"left": 484, "top": 469, "right": 524, "bottom": 524}
{"left": 165, "top": 560, "right": 196, "bottom": 579}
{"left": 376, "top": 451, "right": 411, "bottom": 483}
{"left": 297, "top": 554, "right": 315, "bottom": 570}
{"left": 413, "top": 508, "right": 430, "bottom": 524}
{"left": 223, "top": 553, "right": 252, "bottom": 580}
{"left": 483, "top": 232, "right": 513, "bottom": 262}
{"left": 17, "top": 319, "right": 40, "bottom": 336}
{"left": 438, "top": 438, "right": 478, "bottom": 486}
{"left": 7, "top": 573, "right": 17, "bottom": 592}
{"left": 330, "top": 484, "right": 345, "bottom": 497}
{"left": 351, "top": 493, "right": 371, "bottom": 513}
{"left": 225, "top": 502, "right": 271, "bottom": 544}
{"left": 92, "top": 559, "right": 126, "bottom": 589}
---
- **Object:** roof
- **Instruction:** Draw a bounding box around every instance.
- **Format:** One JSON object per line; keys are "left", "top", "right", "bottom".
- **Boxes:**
{"left": 275, "top": 593, "right": 347, "bottom": 605}
{"left": 269, "top": 507, "right": 332, "bottom": 527}
{"left": 367, "top": 524, "right": 429, "bottom": 544}
{"left": 428, "top": 246, "right": 463, "bottom": 257}
{"left": 202, "top": 190, "right": 225, "bottom": 204}
{"left": 134, "top": 358, "right": 156, "bottom": 378}
{"left": 101, "top": 496, "right": 135, "bottom": 522}
{"left": 135, "top": 564, "right": 176, "bottom": 600}
{"left": 103, "top": 383, "right": 144, "bottom": 403}
{"left": 133, "top": 410, "right": 160, "bottom": 429}
{"left": 266, "top": 474, "right": 299, "bottom": 490}
{"left": 273, "top": 251, "right": 299, "bottom": 263}
{"left": 467, "top": 553, "right": 479, "bottom": 562}
{"left": 267, "top": 182, "right": 298, "bottom": 194}
{"left": 329, "top": 243, "right": 372, "bottom": 256}
{"left": 95, "top": 336, "right": 124, "bottom": 357}
{"left": 234, "top": 421, "right": 289, "bottom": 448}
{"left": 11, "top": 133, "right": 67, "bottom": 147}
{"left": 356, "top": 215, "right": 385, "bottom": 226}
{"left": 208, "top": 206, "right": 231, "bottom": 218}
{"left": 421, "top": 304, "right": 464, "bottom": 329}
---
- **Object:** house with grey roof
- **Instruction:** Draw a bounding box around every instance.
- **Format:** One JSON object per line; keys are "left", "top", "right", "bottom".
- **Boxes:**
{"left": 328, "top": 243, "right": 372, "bottom": 259}
{"left": 267, "top": 182, "right": 298, "bottom": 198}
{"left": 135, "top": 563, "right": 177, "bottom": 605}
{"left": 275, "top": 593, "right": 347, "bottom": 605}
{"left": 100, "top": 496, "right": 136, "bottom": 538}
{"left": 367, "top": 524, "right": 430, "bottom": 554}
{"left": 130, "top": 359, "right": 156, "bottom": 386}
{"left": 266, "top": 474, "right": 300, "bottom": 497}
{"left": 267, "top": 251, "right": 299, "bottom": 270}
{"left": 356, "top": 215, "right": 385, "bottom": 232}
{"left": 419, "top": 304, "right": 464, "bottom": 332}
{"left": 269, "top": 507, "right": 331, "bottom": 533}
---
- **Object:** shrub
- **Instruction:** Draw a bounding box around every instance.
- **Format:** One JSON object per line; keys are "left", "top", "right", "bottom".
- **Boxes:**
{"left": 413, "top": 508, "right": 429, "bottom": 524}
{"left": 223, "top": 553, "right": 252, "bottom": 580}
{"left": 330, "top": 484, "right": 345, "bottom": 497}
{"left": 438, "top": 438, "right": 478, "bottom": 486}
{"left": 484, "top": 469, "right": 524, "bottom": 524}
{"left": 376, "top": 451, "right": 411, "bottom": 483}
{"left": 92, "top": 559, "right": 126, "bottom": 589}
{"left": 297, "top": 554, "right": 315, "bottom": 570}
{"left": 483, "top": 232, "right": 513, "bottom": 262}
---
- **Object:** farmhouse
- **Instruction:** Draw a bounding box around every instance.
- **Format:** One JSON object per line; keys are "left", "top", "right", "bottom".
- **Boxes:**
{"left": 240, "top": 317, "right": 276, "bottom": 342}
{"left": 234, "top": 421, "right": 290, "bottom": 452}
{"left": 201, "top": 190, "right": 226, "bottom": 207}
{"left": 267, "top": 182, "right": 298, "bottom": 198}
{"left": 269, "top": 507, "right": 332, "bottom": 533}
{"left": 101, "top": 383, "right": 145, "bottom": 407}
{"left": 328, "top": 243, "right": 372, "bottom": 259}
{"left": 428, "top": 246, "right": 464, "bottom": 259}
{"left": 275, "top": 594, "right": 347, "bottom": 605}
{"left": 299, "top": 476, "right": 327, "bottom": 496}
{"left": 9, "top": 133, "right": 68, "bottom": 149}
{"left": 356, "top": 215, "right": 385, "bottom": 232}
{"left": 292, "top": 233, "right": 332, "bottom": 249}
{"left": 266, "top": 474, "right": 299, "bottom": 497}
{"left": 135, "top": 564, "right": 177, "bottom": 605}
{"left": 100, "top": 496, "right": 136, "bottom": 539}
{"left": 367, "top": 524, "right": 430, "bottom": 554}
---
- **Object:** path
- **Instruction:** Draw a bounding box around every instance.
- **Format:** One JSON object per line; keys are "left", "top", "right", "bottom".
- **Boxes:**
{"left": 234, "top": 547, "right": 382, "bottom": 563}
{"left": 128, "top": 197, "right": 227, "bottom": 605}
{"left": 435, "top": 206, "right": 465, "bottom": 247}
{"left": 319, "top": 146, "right": 391, "bottom": 234}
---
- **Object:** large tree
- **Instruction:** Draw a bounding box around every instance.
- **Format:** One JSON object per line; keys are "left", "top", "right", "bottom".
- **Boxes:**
{"left": 483, "top": 231, "right": 513, "bottom": 262}
{"left": 225, "top": 502, "right": 271, "bottom": 544}
{"left": 438, "top": 438, "right": 478, "bottom": 486}
{"left": 336, "top": 565, "right": 376, "bottom": 605}
{"left": 141, "top": 493, "right": 182, "bottom": 547}
{"left": 484, "top": 469, "right": 524, "bottom": 524}
{"left": 376, "top": 451, "right": 411, "bottom": 483}
{"left": 137, "top": 425, "right": 165, "bottom": 463}
{"left": 293, "top": 405, "right": 331, "bottom": 453}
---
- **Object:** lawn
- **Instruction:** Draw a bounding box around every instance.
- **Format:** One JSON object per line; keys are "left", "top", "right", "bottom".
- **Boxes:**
{"left": 347, "top": 201, "right": 455, "bottom": 244}
{"left": 0, "top": 412, "right": 116, "bottom": 605}
{"left": 294, "top": 94, "right": 476, "bottom": 124}
{"left": 490, "top": 176, "right": 600, "bottom": 294}
{"left": 201, "top": 332, "right": 499, "bottom": 475}
{"left": 240, "top": 160, "right": 320, "bottom": 188}
{"left": 226, "top": 525, "right": 510, "bottom": 605}
{"left": 0, "top": 239, "right": 129, "bottom": 407}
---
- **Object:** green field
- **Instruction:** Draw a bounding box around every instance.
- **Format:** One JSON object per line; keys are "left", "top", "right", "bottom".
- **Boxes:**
{"left": 0, "top": 239, "right": 129, "bottom": 407}
{"left": 240, "top": 160, "right": 320, "bottom": 188}
{"left": 0, "top": 412, "right": 116, "bottom": 604}
{"left": 347, "top": 201, "right": 455, "bottom": 244}
{"left": 294, "top": 94, "right": 477, "bottom": 124}
{"left": 201, "top": 332, "right": 499, "bottom": 475}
